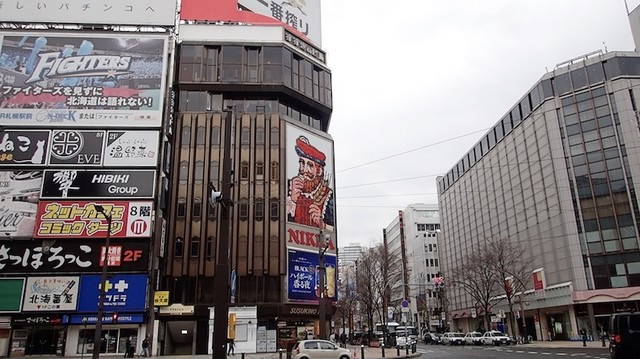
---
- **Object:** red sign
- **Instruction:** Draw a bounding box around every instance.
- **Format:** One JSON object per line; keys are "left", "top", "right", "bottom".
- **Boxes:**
{"left": 287, "top": 228, "right": 336, "bottom": 251}
{"left": 533, "top": 269, "right": 545, "bottom": 291}
{"left": 34, "top": 201, "right": 153, "bottom": 238}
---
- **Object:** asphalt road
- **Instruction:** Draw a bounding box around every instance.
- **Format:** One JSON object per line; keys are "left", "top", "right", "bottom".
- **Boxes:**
{"left": 415, "top": 343, "right": 610, "bottom": 359}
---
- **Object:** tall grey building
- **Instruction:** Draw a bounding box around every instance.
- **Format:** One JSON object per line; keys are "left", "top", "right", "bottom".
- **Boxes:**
{"left": 437, "top": 43, "right": 640, "bottom": 339}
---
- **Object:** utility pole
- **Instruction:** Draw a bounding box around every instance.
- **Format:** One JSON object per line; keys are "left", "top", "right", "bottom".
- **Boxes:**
{"left": 318, "top": 230, "right": 329, "bottom": 339}
{"left": 212, "top": 107, "right": 234, "bottom": 359}
{"left": 92, "top": 205, "right": 112, "bottom": 359}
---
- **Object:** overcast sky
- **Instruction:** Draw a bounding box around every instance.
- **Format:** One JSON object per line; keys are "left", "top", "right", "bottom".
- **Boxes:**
{"left": 320, "top": 0, "right": 639, "bottom": 248}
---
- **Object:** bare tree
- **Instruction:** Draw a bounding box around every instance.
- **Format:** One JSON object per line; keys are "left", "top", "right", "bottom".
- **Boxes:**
{"left": 450, "top": 248, "right": 500, "bottom": 332}
{"left": 490, "top": 238, "right": 532, "bottom": 338}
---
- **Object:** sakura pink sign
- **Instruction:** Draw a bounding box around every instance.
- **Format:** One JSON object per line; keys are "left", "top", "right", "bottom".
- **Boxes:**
{"left": 34, "top": 201, "right": 153, "bottom": 238}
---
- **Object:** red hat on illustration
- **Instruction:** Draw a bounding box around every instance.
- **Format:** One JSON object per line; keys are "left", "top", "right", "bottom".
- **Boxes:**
{"left": 295, "top": 136, "right": 326, "bottom": 166}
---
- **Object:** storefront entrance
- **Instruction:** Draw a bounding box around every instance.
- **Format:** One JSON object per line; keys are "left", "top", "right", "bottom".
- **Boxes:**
{"left": 23, "top": 327, "right": 62, "bottom": 355}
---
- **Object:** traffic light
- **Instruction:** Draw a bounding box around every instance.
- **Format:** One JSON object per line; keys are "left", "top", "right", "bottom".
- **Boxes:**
{"left": 112, "top": 312, "right": 118, "bottom": 323}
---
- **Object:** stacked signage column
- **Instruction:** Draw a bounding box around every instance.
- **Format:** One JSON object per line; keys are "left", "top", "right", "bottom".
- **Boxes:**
{"left": 0, "top": 32, "right": 170, "bottom": 357}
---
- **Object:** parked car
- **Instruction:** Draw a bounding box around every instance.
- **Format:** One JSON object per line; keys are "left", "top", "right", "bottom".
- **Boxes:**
{"left": 610, "top": 312, "right": 640, "bottom": 359}
{"left": 480, "top": 331, "right": 511, "bottom": 346}
{"left": 463, "top": 331, "right": 483, "bottom": 345}
{"left": 292, "top": 340, "right": 352, "bottom": 359}
{"left": 395, "top": 336, "right": 415, "bottom": 349}
{"left": 423, "top": 332, "right": 436, "bottom": 344}
{"left": 441, "top": 332, "right": 465, "bottom": 345}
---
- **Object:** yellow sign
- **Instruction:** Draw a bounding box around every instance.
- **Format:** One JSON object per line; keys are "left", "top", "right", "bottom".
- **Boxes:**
{"left": 228, "top": 313, "right": 236, "bottom": 339}
{"left": 154, "top": 291, "right": 170, "bottom": 306}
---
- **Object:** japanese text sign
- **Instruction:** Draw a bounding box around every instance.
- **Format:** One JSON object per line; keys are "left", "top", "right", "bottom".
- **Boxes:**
{"left": 77, "top": 274, "right": 147, "bottom": 312}
{"left": 22, "top": 276, "right": 79, "bottom": 312}
{"left": 287, "top": 248, "right": 337, "bottom": 302}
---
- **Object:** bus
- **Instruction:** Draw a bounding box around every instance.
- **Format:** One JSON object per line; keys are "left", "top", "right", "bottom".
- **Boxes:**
{"left": 374, "top": 321, "right": 400, "bottom": 336}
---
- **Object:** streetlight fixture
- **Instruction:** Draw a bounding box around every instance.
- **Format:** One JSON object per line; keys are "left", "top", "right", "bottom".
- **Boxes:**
{"left": 92, "top": 204, "right": 112, "bottom": 359}
{"left": 318, "top": 230, "right": 330, "bottom": 340}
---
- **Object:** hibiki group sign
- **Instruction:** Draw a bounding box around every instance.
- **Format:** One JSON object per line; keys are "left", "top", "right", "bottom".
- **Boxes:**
{"left": 34, "top": 201, "right": 153, "bottom": 238}
{"left": 0, "top": 33, "right": 168, "bottom": 127}
{"left": 40, "top": 170, "right": 156, "bottom": 199}
{"left": 77, "top": 274, "right": 147, "bottom": 312}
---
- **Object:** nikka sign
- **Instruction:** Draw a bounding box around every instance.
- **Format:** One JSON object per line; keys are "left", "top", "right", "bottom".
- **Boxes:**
{"left": 286, "top": 223, "right": 336, "bottom": 254}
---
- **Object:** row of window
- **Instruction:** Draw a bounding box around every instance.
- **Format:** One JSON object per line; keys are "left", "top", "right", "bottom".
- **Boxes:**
{"left": 179, "top": 93, "right": 323, "bottom": 130}
{"left": 440, "top": 56, "right": 640, "bottom": 193}
{"left": 175, "top": 197, "right": 281, "bottom": 222}
{"left": 179, "top": 44, "right": 332, "bottom": 107}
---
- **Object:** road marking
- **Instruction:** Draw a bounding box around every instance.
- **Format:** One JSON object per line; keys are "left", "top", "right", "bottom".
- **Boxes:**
{"left": 557, "top": 353, "right": 568, "bottom": 356}
{"left": 541, "top": 352, "right": 552, "bottom": 355}
{"left": 528, "top": 352, "right": 539, "bottom": 354}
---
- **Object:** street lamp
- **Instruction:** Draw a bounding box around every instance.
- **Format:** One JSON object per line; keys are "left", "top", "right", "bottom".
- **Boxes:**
{"left": 318, "top": 231, "right": 330, "bottom": 340}
{"left": 92, "top": 204, "right": 112, "bottom": 359}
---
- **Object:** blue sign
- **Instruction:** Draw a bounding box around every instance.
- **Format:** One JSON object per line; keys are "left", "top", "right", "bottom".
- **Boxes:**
{"left": 287, "top": 248, "right": 337, "bottom": 302}
{"left": 66, "top": 313, "right": 144, "bottom": 324}
{"left": 77, "top": 274, "right": 147, "bottom": 312}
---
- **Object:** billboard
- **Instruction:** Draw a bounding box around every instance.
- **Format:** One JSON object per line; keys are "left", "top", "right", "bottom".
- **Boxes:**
{"left": 285, "top": 124, "right": 335, "bottom": 231}
{"left": 41, "top": 169, "right": 156, "bottom": 199}
{"left": 34, "top": 201, "right": 153, "bottom": 238}
{"left": 77, "top": 274, "right": 147, "bottom": 312}
{"left": 104, "top": 131, "right": 159, "bottom": 167}
{"left": 287, "top": 248, "right": 337, "bottom": 302}
{"left": 0, "top": 0, "right": 177, "bottom": 27}
{"left": 0, "top": 170, "right": 42, "bottom": 238}
{"left": 48, "top": 130, "right": 105, "bottom": 166}
{"left": 238, "top": 0, "right": 322, "bottom": 46}
{"left": 0, "top": 239, "right": 150, "bottom": 273}
{"left": 22, "top": 276, "right": 79, "bottom": 312}
{"left": 0, "top": 32, "right": 168, "bottom": 127}
{"left": 0, "top": 130, "right": 50, "bottom": 166}
{"left": 0, "top": 278, "right": 25, "bottom": 313}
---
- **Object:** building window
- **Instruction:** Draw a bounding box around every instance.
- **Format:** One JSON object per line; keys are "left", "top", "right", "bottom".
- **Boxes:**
{"left": 195, "top": 161, "right": 204, "bottom": 182}
{"left": 193, "top": 198, "right": 202, "bottom": 219}
{"left": 256, "top": 161, "right": 264, "bottom": 179}
{"left": 271, "top": 127, "right": 279, "bottom": 146}
{"left": 206, "top": 236, "right": 214, "bottom": 259}
{"left": 221, "top": 45, "right": 242, "bottom": 82}
{"left": 179, "top": 161, "right": 189, "bottom": 182}
{"left": 205, "top": 46, "right": 220, "bottom": 81}
{"left": 245, "top": 47, "right": 260, "bottom": 82}
{"left": 255, "top": 199, "right": 264, "bottom": 221}
{"left": 270, "top": 198, "right": 279, "bottom": 221}
{"left": 177, "top": 198, "right": 186, "bottom": 218}
{"left": 175, "top": 237, "right": 184, "bottom": 257}
{"left": 209, "top": 161, "right": 219, "bottom": 185}
{"left": 241, "top": 126, "right": 250, "bottom": 145}
{"left": 241, "top": 161, "right": 249, "bottom": 179}
{"left": 264, "top": 46, "right": 283, "bottom": 83}
{"left": 256, "top": 127, "right": 265, "bottom": 145}
{"left": 190, "top": 237, "right": 200, "bottom": 257}
{"left": 239, "top": 201, "right": 249, "bottom": 220}
{"left": 181, "top": 126, "right": 191, "bottom": 147}
{"left": 196, "top": 126, "right": 206, "bottom": 147}
{"left": 179, "top": 45, "right": 202, "bottom": 81}
{"left": 270, "top": 161, "right": 279, "bottom": 181}
{"left": 211, "top": 126, "right": 220, "bottom": 145}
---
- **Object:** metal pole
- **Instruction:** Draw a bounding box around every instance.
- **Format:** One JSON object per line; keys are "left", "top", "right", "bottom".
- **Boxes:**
{"left": 92, "top": 206, "right": 112, "bottom": 359}
{"left": 319, "top": 230, "right": 327, "bottom": 340}
{"left": 213, "top": 107, "right": 234, "bottom": 359}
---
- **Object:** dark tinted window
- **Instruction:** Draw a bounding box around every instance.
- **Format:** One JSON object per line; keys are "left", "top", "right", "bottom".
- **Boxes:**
{"left": 587, "top": 63, "right": 605, "bottom": 84}
{"left": 571, "top": 67, "right": 588, "bottom": 89}
{"left": 555, "top": 72, "right": 572, "bottom": 95}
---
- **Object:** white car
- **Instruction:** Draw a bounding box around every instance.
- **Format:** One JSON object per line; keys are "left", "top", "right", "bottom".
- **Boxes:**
{"left": 395, "top": 336, "right": 415, "bottom": 349}
{"left": 292, "top": 340, "right": 352, "bottom": 359}
{"left": 480, "top": 331, "right": 511, "bottom": 346}
{"left": 463, "top": 331, "right": 483, "bottom": 345}
{"left": 441, "top": 332, "right": 465, "bottom": 345}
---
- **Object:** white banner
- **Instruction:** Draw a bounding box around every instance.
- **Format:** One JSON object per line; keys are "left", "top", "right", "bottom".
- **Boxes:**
{"left": 104, "top": 131, "right": 160, "bottom": 167}
{"left": 22, "top": 276, "right": 79, "bottom": 311}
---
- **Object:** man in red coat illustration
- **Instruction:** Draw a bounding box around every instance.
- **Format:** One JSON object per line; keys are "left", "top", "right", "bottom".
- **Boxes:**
{"left": 287, "top": 135, "right": 334, "bottom": 230}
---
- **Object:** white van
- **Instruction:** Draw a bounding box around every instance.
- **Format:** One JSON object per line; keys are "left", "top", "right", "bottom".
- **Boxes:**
{"left": 395, "top": 325, "right": 419, "bottom": 342}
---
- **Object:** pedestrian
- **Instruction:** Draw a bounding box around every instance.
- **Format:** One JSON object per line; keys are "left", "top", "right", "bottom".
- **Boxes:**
{"left": 141, "top": 335, "right": 150, "bottom": 357}
{"left": 580, "top": 328, "right": 587, "bottom": 347}
{"left": 340, "top": 332, "right": 347, "bottom": 348}
{"left": 227, "top": 338, "right": 235, "bottom": 355}
{"left": 125, "top": 336, "right": 132, "bottom": 358}
{"left": 329, "top": 331, "right": 336, "bottom": 343}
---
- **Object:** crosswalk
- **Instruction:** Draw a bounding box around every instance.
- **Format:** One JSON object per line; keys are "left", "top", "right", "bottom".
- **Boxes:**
{"left": 416, "top": 346, "right": 609, "bottom": 359}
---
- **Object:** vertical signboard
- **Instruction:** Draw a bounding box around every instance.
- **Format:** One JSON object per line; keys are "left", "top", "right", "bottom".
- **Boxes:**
{"left": 0, "top": 171, "right": 42, "bottom": 237}
{"left": 0, "top": 33, "right": 168, "bottom": 127}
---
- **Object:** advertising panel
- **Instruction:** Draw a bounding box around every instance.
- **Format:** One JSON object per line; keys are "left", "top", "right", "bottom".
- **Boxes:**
{"left": 77, "top": 274, "right": 147, "bottom": 312}
{"left": 34, "top": 201, "right": 153, "bottom": 238}
{"left": 66, "top": 313, "right": 144, "bottom": 324}
{"left": 0, "top": 278, "right": 25, "bottom": 313}
{"left": 285, "top": 124, "right": 335, "bottom": 231}
{"left": 104, "top": 131, "right": 160, "bottom": 167}
{"left": 22, "top": 276, "right": 79, "bottom": 312}
{"left": 0, "top": 170, "right": 42, "bottom": 237}
{"left": 0, "top": 239, "right": 150, "bottom": 273}
{"left": 0, "top": 0, "right": 177, "bottom": 27}
{"left": 41, "top": 170, "right": 156, "bottom": 199}
{"left": 0, "top": 32, "right": 168, "bottom": 127}
{"left": 0, "top": 130, "right": 50, "bottom": 166}
{"left": 287, "top": 248, "right": 337, "bottom": 302}
{"left": 48, "top": 130, "right": 105, "bottom": 166}
{"left": 238, "top": 0, "right": 322, "bottom": 46}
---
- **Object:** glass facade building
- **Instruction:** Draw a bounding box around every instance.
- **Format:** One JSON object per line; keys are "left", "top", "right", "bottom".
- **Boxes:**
{"left": 437, "top": 52, "right": 640, "bottom": 340}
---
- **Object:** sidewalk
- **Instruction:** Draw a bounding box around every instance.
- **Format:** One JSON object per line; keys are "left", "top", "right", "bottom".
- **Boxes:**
{"left": 520, "top": 339, "right": 609, "bottom": 349}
